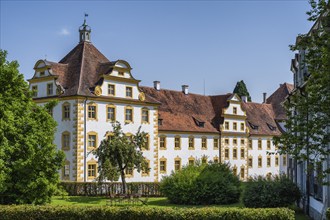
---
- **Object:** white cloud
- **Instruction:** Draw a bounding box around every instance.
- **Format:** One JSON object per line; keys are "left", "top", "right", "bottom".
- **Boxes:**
{"left": 58, "top": 28, "right": 70, "bottom": 36}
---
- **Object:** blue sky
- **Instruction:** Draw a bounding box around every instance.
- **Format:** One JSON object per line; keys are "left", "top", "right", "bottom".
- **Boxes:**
{"left": 1, "top": 1, "right": 312, "bottom": 102}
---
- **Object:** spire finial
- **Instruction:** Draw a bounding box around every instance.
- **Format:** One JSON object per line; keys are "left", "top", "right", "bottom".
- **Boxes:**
{"left": 83, "top": 13, "right": 88, "bottom": 26}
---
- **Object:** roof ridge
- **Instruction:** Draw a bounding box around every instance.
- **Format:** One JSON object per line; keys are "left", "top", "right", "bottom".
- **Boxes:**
{"left": 77, "top": 42, "right": 87, "bottom": 95}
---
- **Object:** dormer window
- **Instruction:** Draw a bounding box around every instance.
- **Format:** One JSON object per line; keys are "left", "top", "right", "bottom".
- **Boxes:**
{"left": 267, "top": 123, "right": 277, "bottom": 131}
{"left": 248, "top": 121, "right": 259, "bottom": 130}
{"left": 118, "top": 71, "right": 124, "bottom": 76}
{"left": 158, "top": 119, "right": 163, "bottom": 126}
{"left": 40, "top": 71, "right": 45, "bottom": 77}
{"left": 193, "top": 117, "right": 205, "bottom": 128}
{"left": 233, "top": 107, "right": 237, "bottom": 114}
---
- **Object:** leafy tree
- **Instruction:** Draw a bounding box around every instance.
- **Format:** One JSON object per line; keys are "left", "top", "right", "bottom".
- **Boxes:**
{"left": 233, "top": 80, "right": 251, "bottom": 101}
{"left": 93, "top": 122, "right": 148, "bottom": 194}
{"left": 274, "top": 0, "right": 330, "bottom": 214}
{"left": 0, "top": 50, "right": 64, "bottom": 204}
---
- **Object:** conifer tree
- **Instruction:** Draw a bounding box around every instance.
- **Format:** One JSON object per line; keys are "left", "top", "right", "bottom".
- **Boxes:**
{"left": 233, "top": 80, "right": 252, "bottom": 101}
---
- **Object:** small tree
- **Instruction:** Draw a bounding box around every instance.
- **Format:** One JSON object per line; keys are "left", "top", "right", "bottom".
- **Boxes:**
{"left": 0, "top": 50, "right": 64, "bottom": 204}
{"left": 93, "top": 122, "right": 148, "bottom": 194}
{"left": 233, "top": 80, "right": 251, "bottom": 101}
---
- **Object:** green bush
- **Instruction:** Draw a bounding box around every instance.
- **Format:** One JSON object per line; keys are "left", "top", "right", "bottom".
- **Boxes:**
{"left": 60, "top": 182, "right": 161, "bottom": 197}
{"left": 242, "top": 175, "right": 301, "bottom": 208}
{"left": 160, "top": 164, "right": 204, "bottom": 204}
{"left": 160, "top": 163, "right": 240, "bottom": 205}
{"left": 195, "top": 163, "right": 241, "bottom": 204}
{"left": 326, "top": 208, "right": 330, "bottom": 220}
{"left": 0, "top": 205, "right": 295, "bottom": 220}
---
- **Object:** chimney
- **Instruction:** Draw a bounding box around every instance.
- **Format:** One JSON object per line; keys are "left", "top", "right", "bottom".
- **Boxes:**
{"left": 242, "top": 96, "right": 247, "bottom": 103}
{"left": 154, "top": 81, "right": 160, "bottom": 91}
{"left": 263, "top": 92, "right": 267, "bottom": 103}
{"left": 182, "top": 85, "right": 189, "bottom": 95}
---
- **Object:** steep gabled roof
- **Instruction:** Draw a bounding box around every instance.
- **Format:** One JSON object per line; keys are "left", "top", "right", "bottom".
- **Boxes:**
{"left": 141, "top": 86, "right": 231, "bottom": 133}
{"left": 266, "top": 83, "right": 293, "bottom": 120}
{"left": 243, "top": 102, "right": 282, "bottom": 136}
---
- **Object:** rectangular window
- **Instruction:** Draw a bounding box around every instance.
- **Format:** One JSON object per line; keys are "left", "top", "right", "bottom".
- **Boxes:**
{"left": 108, "top": 84, "right": 115, "bottom": 95}
{"left": 88, "top": 105, "right": 97, "bottom": 119}
{"left": 47, "top": 83, "right": 53, "bottom": 95}
{"left": 88, "top": 164, "right": 96, "bottom": 177}
{"left": 142, "top": 161, "right": 150, "bottom": 175}
{"left": 225, "top": 149, "right": 229, "bottom": 159}
{"left": 233, "top": 138, "right": 237, "bottom": 145}
{"left": 225, "top": 138, "right": 229, "bottom": 145}
{"left": 160, "top": 160, "right": 166, "bottom": 173}
{"left": 174, "top": 137, "right": 181, "bottom": 149}
{"left": 267, "top": 140, "right": 271, "bottom": 150}
{"left": 214, "top": 138, "right": 219, "bottom": 149}
{"left": 267, "top": 157, "right": 271, "bottom": 167}
{"left": 126, "top": 86, "right": 133, "bottom": 98}
{"left": 241, "top": 139, "right": 245, "bottom": 145}
{"left": 174, "top": 160, "right": 181, "bottom": 171}
{"left": 240, "top": 148, "right": 245, "bottom": 159}
{"left": 225, "top": 121, "right": 229, "bottom": 130}
{"left": 62, "top": 133, "right": 70, "bottom": 150}
{"left": 118, "top": 71, "right": 124, "bottom": 76}
{"left": 214, "top": 157, "right": 219, "bottom": 163}
{"left": 63, "top": 104, "right": 70, "bottom": 120}
{"left": 125, "top": 167, "right": 133, "bottom": 176}
{"left": 248, "top": 157, "right": 253, "bottom": 167}
{"left": 125, "top": 108, "right": 133, "bottom": 122}
{"left": 233, "top": 122, "right": 237, "bottom": 131}
{"left": 160, "top": 136, "right": 166, "bottom": 149}
{"left": 283, "top": 155, "right": 287, "bottom": 166}
{"left": 240, "top": 167, "right": 245, "bottom": 179}
{"left": 240, "top": 123, "right": 245, "bottom": 131}
{"left": 32, "top": 85, "right": 38, "bottom": 97}
{"left": 233, "top": 167, "right": 237, "bottom": 176}
{"left": 88, "top": 135, "right": 96, "bottom": 148}
{"left": 233, "top": 148, "right": 237, "bottom": 159}
{"left": 143, "top": 136, "right": 149, "bottom": 150}
{"left": 258, "top": 140, "right": 262, "bottom": 150}
{"left": 249, "top": 140, "right": 253, "bottom": 149}
{"left": 142, "top": 108, "right": 149, "bottom": 123}
{"left": 258, "top": 157, "right": 262, "bottom": 167}
{"left": 107, "top": 106, "right": 115, "bottom": 121}
{"left": 39, "top": 71, "right": 45, "bottom": 76}
{"left": 275, "top": 156, "right": 279, "bottom": 166}
{"left": 189, "top": 159, "right": 195, "bottom": 166}
{"left": 201, "top": 138, "right": 207, "bottom": 149}
{"left": 189, "top": 137, "right": 194, "bottom": 149}
{"left": 233, "top": 107, "right": 237, "bottom": 114}
{"left": 64, "top": 164, "right": 70, "bottom": 176}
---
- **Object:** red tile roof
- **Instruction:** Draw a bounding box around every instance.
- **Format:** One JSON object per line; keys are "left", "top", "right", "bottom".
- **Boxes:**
{"left": 266, "top": 83, "right": 293, "bottom": 120}
{"left": 141, "top": 86, "right": 231, "bottom": 133}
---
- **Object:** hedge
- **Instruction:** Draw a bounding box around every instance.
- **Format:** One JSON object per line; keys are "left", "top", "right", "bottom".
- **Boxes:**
{"left": 327, "top": 208, "right": 330, "bottom": 220}
{"left": 0, "top": 205, "right": 295, "bottom": 220}
{"left": 60, "top": 182, "right": 161, "bottom": 197}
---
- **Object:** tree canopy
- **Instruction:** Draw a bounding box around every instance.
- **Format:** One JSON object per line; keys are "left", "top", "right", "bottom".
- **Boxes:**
{"left": 0, "top": 50, "right": 64, "bottom": 204}
{"left": 233, "top": 80, "right": 251, "bottom": 101}
{"left": 274, "top": 0, "right": 330, "bottom": 179}
{"left": 93, "top": 122, "right": 148, "bottom": 194}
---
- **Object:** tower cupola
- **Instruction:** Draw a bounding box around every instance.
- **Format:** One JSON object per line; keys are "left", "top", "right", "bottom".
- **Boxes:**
{"left": 79, "top": 14, "right": 91, "bottom": 43}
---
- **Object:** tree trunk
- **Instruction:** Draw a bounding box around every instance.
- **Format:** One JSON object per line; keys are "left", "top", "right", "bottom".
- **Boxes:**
{"left": 120, "top": 169, "right": 127, "bottom": 194}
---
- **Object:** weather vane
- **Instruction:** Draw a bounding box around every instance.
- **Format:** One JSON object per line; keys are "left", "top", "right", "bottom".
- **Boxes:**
{"left": 83, "top": 13, "right": 88, "bottom": 25}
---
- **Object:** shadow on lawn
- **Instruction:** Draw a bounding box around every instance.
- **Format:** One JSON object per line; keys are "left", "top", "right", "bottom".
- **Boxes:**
{"left": 64, "top": 196, "right": 106, "bottom": 205}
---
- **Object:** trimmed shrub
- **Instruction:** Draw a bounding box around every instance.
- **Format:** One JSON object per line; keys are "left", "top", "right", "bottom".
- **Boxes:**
{"left": 0, "top": 205, "right": 295, "bottom": 220}
{"left": 195, "top": 163, "right": 241, "bottom": 204}
{"left": 242, "top": 175, "right": 301, "bottom": 208}
{"left": 60, "top": 182, "right": 161, "bottom": 197}
{"left": 160, "top": 163, "right": 240, "bottom": 205}
{"left": 326, "top": 208, "right": 330, "bottom": 220}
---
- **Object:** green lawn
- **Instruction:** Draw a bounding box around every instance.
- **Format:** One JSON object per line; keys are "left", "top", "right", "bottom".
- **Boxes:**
{"left": 51, "top": 196, "right": 310, "bottom": 219}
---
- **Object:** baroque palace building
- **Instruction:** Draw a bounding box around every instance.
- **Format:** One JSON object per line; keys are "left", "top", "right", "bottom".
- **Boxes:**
{"left": 28, "top": 21, "right": 292, "bottom": 182}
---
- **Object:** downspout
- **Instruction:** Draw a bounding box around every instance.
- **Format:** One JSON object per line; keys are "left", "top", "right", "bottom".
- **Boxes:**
{"left": 83, "top": 97, "right": 88, "bottom": 182}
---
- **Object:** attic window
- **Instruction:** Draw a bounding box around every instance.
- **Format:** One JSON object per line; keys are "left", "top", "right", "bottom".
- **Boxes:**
{"left": 248, "top": 121, "right": 259, "bottom": 130}
{"left": 267, "top": 123, "right": 277, "bottom": 131}
{"left": 118, "top": 71, "right": 124, "bottom": 76}
{"left": 158, "top": 119, "right": 163, "bottom": 126}
{"left": 40, "top": 71, "right": 45, "bottom": 76}
{"left": 193, "top": 117, "right": 205, "bottom": 128}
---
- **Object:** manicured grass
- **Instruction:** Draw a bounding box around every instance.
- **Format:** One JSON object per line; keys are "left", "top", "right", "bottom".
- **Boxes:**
{"left": 51, "top": 196, "right": 310, "bottom": 219}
